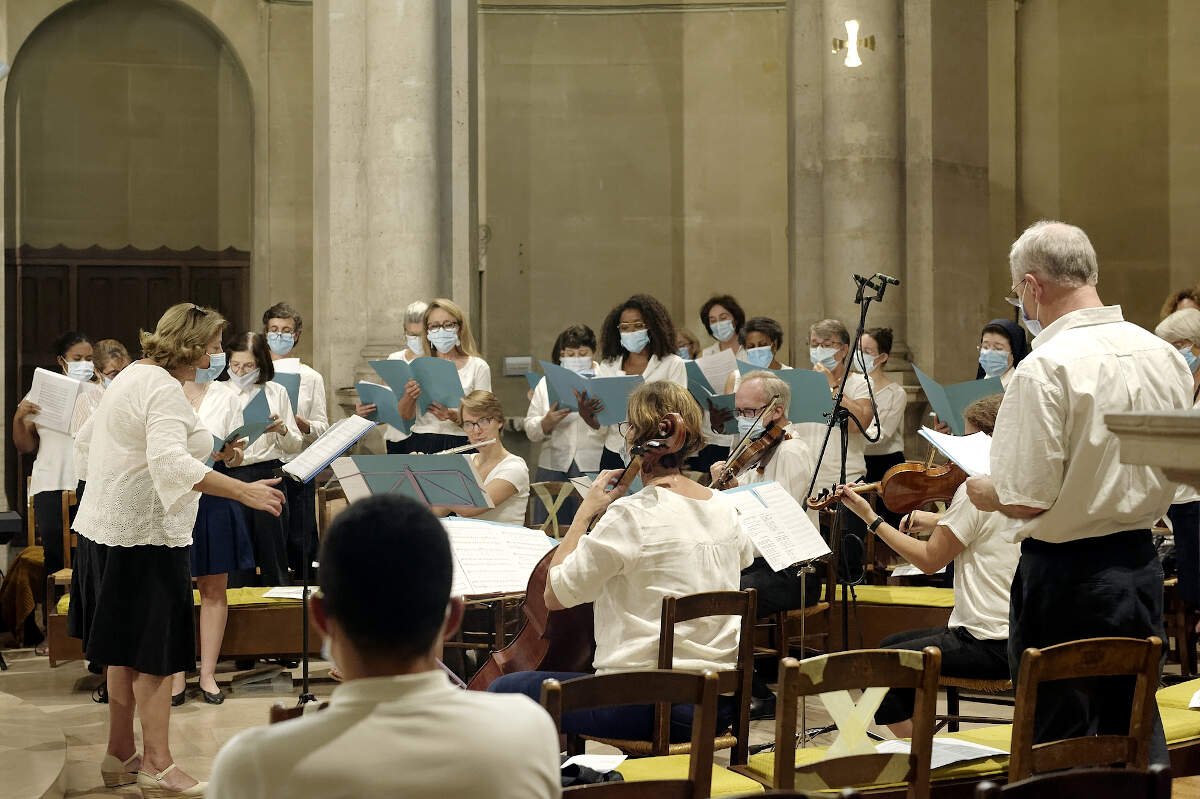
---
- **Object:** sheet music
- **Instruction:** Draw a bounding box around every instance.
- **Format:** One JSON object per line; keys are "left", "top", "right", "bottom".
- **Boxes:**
{"left": 723, "top": 481, "right": 831, "bottom": 571}
{"left": 283, "top": 415, "right": 376, "bottom": 483}
{"left": 891, "top": 562, "right": 946, "bottom": 577}
{"left": 918, "top": 428, "right": 992, "bottom": 477}
{"left": 443, "top": 519, "right": 555, "bottom": 596}
{"left": 695, "top": 348, "right": 738, "bottom": 394}
{"left": 875, "top": 738, "right": 1007, "bottom": 770}
{"left": 29, "top": 368, "right": 83, "bottom": 433}
{"left": 262, "top": 586, "right": 315, "bottom": 600}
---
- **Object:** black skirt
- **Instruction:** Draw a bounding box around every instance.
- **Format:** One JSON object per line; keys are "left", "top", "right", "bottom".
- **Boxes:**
{"left": 68, "top": 534, "right": 195, "bottom": 676}
{"left": 226, "top": 460, "right": 290, "bottom": 587}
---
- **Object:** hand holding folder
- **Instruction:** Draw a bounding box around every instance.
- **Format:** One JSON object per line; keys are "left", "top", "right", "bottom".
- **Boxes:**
{"left": 224, "top": 389, "right": 275, "bottom": 446}
{"left": 539, "top": 361, "right": 643, "bottom": 427}
{"left": 370, "top": 357, "right": 466, "bottom": 415}
{"left": 912, "top": 365, "right": 1004, "bottom": 437}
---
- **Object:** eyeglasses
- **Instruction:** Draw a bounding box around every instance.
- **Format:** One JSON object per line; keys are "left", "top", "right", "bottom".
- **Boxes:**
{"left": 1005, "top": 278, "right": 1027, "bottom": 308}
{"left": 734, "top": 405, "right": 770, "bottom": 420}
{"left": 427, "top": 322, "right": 460, "bottom": 333}
{"left": 810, "top": 339, "right": 839, "bottom": 349}
{"left": 462, "top": 418, "right": 496, "bottom": 432}
{"left": 617, "top": 421, "right": 635, "bottom": 437}
{"left": 228, "top": 362, "right": 257, "bottom": 375}
{"left": 617, "top": 322, "right": 647, "bottom": 333}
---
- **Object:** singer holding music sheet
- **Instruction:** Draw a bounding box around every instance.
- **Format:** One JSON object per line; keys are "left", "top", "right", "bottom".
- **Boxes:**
{"left": 965, "top": 221, "right": 1193, "bottom": 764}
{"left": 68, "top": 303, "right": 284, "bottom": 796}
{"left": 355, "top": 300, "right": 428, "bottom": 453}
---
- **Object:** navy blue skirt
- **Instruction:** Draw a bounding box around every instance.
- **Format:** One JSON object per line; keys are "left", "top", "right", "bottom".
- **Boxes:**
{"left": 190, "top": 493, "right": 255, "bottom": 577}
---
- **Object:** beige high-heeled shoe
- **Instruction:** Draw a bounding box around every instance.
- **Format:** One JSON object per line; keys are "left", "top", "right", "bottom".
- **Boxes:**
{"left": 136, "top": 764, "right": 206, "bottom": 798}
{"left": 100, "top": 752, "right": 140, "bottom": 787}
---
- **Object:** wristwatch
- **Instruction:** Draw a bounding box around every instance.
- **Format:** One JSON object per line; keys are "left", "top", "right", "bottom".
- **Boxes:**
{"left": 867, "top": 516, "right": 885, "bottom": 533}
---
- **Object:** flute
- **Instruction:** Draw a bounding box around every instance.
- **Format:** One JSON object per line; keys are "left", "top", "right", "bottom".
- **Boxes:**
{"left": 434, "top": 438, "right": 496, "bottom": 455}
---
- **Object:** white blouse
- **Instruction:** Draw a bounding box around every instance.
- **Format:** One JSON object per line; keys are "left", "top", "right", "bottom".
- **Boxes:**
{"left": 863, "top": 381, "right": 908, "bottom": 457}
{"left": 72, "top": 363, "right": 212, "bottom": 548}
{"left": 594, "top": 353, "right": 688, "bottom": 457}
{"left": 295, "top": 363, "right": 330, "bottom": 446}
{"left": 469, "top": 451, "right": 530, "bottom": 527}
{"left": 523, "top": 373, "right": 605, "bottom": 473}
{"left": 410, "top": 356, "right": 492, "bottom": 438}
{"left": 195, "top": 381, "right": 243, "bottom": 442}
{"left": 23, "top": 381, "right": 102, "bottom": 495}
{"left": 230, "top": 380, "right": 303, "bottom": 466}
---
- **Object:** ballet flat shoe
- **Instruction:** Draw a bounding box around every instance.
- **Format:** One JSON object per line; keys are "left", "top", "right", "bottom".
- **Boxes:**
{"left": 171, "top": 690, "right": 186, "bottom": 707}
{"left": 137, "top": 764, "right": 206, "bottom": 798}
{"left": 100, "top": 752, "right": 139, "bottom": 787}
{"left": 201, "top": 687, "right": 225, "bottom": 705}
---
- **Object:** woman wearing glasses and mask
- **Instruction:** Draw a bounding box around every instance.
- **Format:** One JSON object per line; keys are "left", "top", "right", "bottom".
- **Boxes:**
{"left": 591, "top": 294, "right": 687, "bottom": 470}
{"left": 431, "top": 390, "right": 529, "bottom": 527}
{"left": 397, "top": 298, "right": 491, "bottom": 455}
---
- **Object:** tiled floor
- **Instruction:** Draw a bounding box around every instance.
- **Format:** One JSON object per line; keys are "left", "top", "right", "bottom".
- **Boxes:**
{"left": 0, "top": 646, "right": 1018, "bottom": 798}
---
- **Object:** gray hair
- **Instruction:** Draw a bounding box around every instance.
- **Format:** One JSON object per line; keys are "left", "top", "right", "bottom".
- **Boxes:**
{"left": 1155, "top": 308, "right": 1200, "bottom": 346}
{"left": 740, "top": 370, "right": 791, "bottom": 412}
{"left": 404, "top": 300, "right": 429, "bottom": 327}
{"left": 1008, "top": 220, "right": 1099, "bottom": 287}
{"left": 809, "top": 318, "right": 850, "bottom": 345}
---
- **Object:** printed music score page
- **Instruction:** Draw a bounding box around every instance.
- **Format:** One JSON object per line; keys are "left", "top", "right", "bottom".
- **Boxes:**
{"left": 442, "top": 519, "right": 556, "bottom": 596}
{"left": 282, "top": 415, "right": 376, "bottom": 483}
{"left": 918, "top": 429, "right": 992, "bottom": 477}
{"left": 29, "top": 367, "right": 83, "bottom": 433}
{"left": 694, "top": 348, "right": 738, "bottom": 394}
{"left": 875, "top": 738, "right": 1007, "bottom": 770}
{"left": 723, "top": 481, "right": 831, "bottom": 571}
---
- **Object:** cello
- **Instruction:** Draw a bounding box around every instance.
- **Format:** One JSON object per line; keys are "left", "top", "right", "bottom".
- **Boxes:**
{"left": 466, "top": 414, "right": 688, "bottom": 690}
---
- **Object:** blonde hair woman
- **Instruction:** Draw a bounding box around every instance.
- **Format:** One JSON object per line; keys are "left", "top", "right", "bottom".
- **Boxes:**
{"left": 489, "top": 381, "right": 754, "bottom": 743}
{"left": 70, "top": 303, "right": 284, "bottom": 796}
{"left": 430, "top": 390, "right": 529, "bottom": 526}
{"left": 397, "top": 298, "right": 492, "bottom": 454}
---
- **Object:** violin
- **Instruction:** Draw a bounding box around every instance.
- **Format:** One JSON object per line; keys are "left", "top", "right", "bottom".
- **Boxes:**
{"left": 806, "top": 454, "right": 969, "bottom": 516}
{"left": 466, "top": 413, "right": 688, "bottom": 691}
{"left": 711, "top": 395, "right": 786, "bottom": 491}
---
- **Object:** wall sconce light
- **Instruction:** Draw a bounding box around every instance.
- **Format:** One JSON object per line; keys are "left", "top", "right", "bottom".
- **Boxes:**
{"left": 831, "top": 19, "right": 875, "bottom": 68}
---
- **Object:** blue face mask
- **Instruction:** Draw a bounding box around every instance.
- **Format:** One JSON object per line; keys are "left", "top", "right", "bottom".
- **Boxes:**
{"left": 677, "top": 346, "right": 692, "bottom": 361}
{"left": 852, "top": 353, "right": 877, "bottom": 373}
{"left": 195, "top": 352, "right": 226, "bottom": 384}
{"left": 978, "top": 349, "right": 1010, "bottom": 378}
{"left": 428, "top": 329, "right": 460, "bottom": 354}
{"left": 736, "top": 415, "right": 765, "bottom": 439}
{"left": 710, "top": 318, "right": 736, "bottom": 343}
{"left": 744, "top": 346, "right": 774, "bottom": 368}
{"left": 1018, "top": 283, "right": 1043, "bottom": 338}
{"left": 266, "top": 332, "right": 295, "bottom": 356}
{"left": 1180, "top": 344, "right": 1200, "bottom": 374}
{"left": 620, "top": 330, "right": 650, "bottom": 354}
{"left": 809, "top": 346, "right": 839, "bottom": 371}
{"left": 229, "top": 369, "right": 261, "bottom": 392}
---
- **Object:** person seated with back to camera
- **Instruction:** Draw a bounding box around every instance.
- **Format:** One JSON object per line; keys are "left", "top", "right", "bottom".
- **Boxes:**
{"left": 834, "top": 394, "right": 1018, "bottom": 738}
{"left": 208, "top": 494, "right": 560, "bottom": 799}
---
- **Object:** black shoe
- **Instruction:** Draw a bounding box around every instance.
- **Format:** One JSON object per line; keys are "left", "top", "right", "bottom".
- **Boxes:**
{"left": 87, "top": 661, "right": 104, "bottom": 675}
{"left": 171, "top": 690, "right": 186, "bottom": 707}
{"left": 92, "top": 683, "right": 108, "bottom": 704}
{"left": 201, "top": 688, "right": 225, "bottom": 705}
{"left": 749, "top": 694, "right": 777, "bottom": 721}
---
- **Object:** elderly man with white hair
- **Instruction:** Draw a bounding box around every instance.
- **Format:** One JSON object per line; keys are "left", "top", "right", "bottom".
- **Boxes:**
{"left": 965, "top": 220, "right": 1192, "bottom": 763}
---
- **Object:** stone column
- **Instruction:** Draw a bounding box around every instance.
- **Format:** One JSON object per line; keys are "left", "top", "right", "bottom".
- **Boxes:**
{"left": 820, "top": 0, "right": 904, "bottom": 340}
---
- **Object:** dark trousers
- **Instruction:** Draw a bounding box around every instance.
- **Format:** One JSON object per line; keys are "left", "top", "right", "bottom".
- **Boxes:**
{"left": 687, "top": 444, "right": 730, "bottom": 477}
{"left": 488, "top": 670, "right": 736, "bottom": 743}
{"left": 874, "top": 626, "right": 1009, "bottom": 725}
{"left": 389, "top": 433, "right": 469, "bottom": 455}
{"left": 1009, "top": 530, "right": 1167, "bottom": 766}
{"left": 226, "top": 461, "right": 290, "bottom": 587}
{"left": 33, "top": 482, "right": 85, "bottom": 578}
{"left": 284, "top": 478, "right": 317, "bottom": 578}
{"left": 1170, "top": 501, "right": 1200, "bottom": 608}
{"left": 742, "top": 557, "right": 823, "bottom": 697}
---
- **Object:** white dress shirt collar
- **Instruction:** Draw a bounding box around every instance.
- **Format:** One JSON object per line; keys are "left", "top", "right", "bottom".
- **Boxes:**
{"left": 1031, "top": 304, "right": 1123, "bottom": 349}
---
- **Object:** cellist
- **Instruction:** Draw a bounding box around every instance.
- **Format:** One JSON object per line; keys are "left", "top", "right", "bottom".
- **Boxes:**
{"left": 487, "top": 382, "right": 755, "bottom": 743}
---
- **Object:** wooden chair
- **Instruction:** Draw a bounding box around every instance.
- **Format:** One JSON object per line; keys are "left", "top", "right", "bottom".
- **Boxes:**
{"left": 583, "top": 589, "right": 757, "bottom": 765}
{"left": 541, "top": 669, "right": 720, "bottom": 798}
{"left": 1008, "top": 635, "right": 1162, "bottom": 781}
{"left": 937, "top": 675, "right": 1014, "bottom": 733}
{"left": 738, "top": 647, "right": 941, "bottom": 797}
{"left": 763, "top": 542, "right": 837, "bottom": 662}
{"left": 34, "top": 490, "right": 77, "bottom": 641}
{"left": 524, "top": 480, "right": 578, "bottom": 539}
{"left": 316, "top": 484, "right": 348, "bottom": 540}
{"left": 976, "top": 763, "right": 1171, "bottom": 798}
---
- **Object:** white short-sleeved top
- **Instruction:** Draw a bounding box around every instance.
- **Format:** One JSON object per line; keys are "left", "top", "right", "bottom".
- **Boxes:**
{"left": 990, "top": 306, "right": 1192, "bottom": 543}
{"left": 469, "top": 451, "right": 530, "bottom": 526}
{"left": 195, "top": 381, "right": 243, "bottom": 443}
{"left": 523, "top": 374, "right": 605, "bottom": 473}
{"left": 550, "top": 486, "right": 755, "bottom": 674}
{"left": 229, "top": 380, "right": 303, "bottom": 466}
{"left": 791, "top": 371, "right": 877, "bottom": 492}
{"left": 72, "top": 363, "right": 212, "bottom": 548}
{"left": 207, "top": 671, "right": 561, "bottom": 799}
{"left": 22, "top": 380, "right": 102, "bottom": 495}
{"left": 863, "top": 380, "right": 908, "bottom": 457}
{"left": 411, "top": 355, "right": 492, "bottom": 437}
{"left": 938, "top": 484, "right": 1022, "bottom": 640}
{"left": 594, "top": 353, "right": 688, "bottom": 458}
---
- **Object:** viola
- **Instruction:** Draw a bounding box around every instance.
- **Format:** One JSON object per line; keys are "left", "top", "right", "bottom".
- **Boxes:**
{"left": 711, "top": 395, "right": 786, "bottom": 491}
{"left": 806, "top": 457, "right": 969, "bottom": 516}
{"left": 466, "top": 413, "right": 687, "bottom": 691}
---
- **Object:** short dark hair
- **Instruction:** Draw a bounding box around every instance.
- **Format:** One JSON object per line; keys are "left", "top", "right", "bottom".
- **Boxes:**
{"left": 699, "top": 295, "right": 746, "bottom": 339}
{"left": 599, "top": 294, "right": 677, "bottom": 361}
{"left": 53, "top": 331, "right": 92, "bottom": 359}
{"left": 551, "top": 324, "right": 597, "bottom": 365}
{"left": 262, "top": 302, "right": 303, "bottom": 335}
{"left": 864, "top": 327, "right": 893, "bottom": 355}
{"left": 219, "top": 332, "right": 275, "bottom": 384}
{"left": 319, "top": 495, "right": 452, "bottom": 659}
{"left": 743, "top": 316, "right": 783, "bottom": 350}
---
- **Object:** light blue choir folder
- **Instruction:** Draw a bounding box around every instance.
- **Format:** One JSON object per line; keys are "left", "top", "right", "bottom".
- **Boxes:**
{"left": 734, "top": 363, "right": 834, "bottom": 424}
{"left": 912, "top": 366, "right": 1004, "bottom": 437}
{"left": 271, "top": 372, "right": 301, "bottom": 413}
{"left": 332, "top": 454, "right": 492, "bottom": 510}
{"left": 525, "top": 372, "right": 542, "bottom": 391}
{"left": 224, "top": 388, "right": 274, "bottom": 446}
{"left": 685, "top": 362, "right": 738, "bottom": 434}
{"left": 538, "top": 361, "right": 643, "bottom": 427}
{"left": 369, "top": 357, "right": 466, "bottom": 414}
{"left": 355, "top": 381, "right": 410, "bottom": 433}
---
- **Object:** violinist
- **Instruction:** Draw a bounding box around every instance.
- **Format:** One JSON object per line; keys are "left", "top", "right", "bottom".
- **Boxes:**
{"left": 833, "top": 395, "right": 1019, "bottom": 738}
{"left": 488, "top": 382, "right": 755, "bottom": 743}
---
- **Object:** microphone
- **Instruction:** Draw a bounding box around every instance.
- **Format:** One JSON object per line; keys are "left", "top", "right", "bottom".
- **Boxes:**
{"left": 873, "top": 273, "right": 901, "bottom": 286}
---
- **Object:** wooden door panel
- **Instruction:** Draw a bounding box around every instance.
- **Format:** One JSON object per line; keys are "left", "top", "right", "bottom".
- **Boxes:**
{"left": 77, "top": 266, "right": 182, "bottom": 355}
{"left": 189, "top": 267, "right": 247, "bottom": 332}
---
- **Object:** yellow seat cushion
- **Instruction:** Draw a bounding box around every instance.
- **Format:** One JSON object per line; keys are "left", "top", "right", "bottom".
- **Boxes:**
{"left": 56, "top": 586, "right": 304, "bottom": 615}
{"left": 1161, "top": 706, "right": 1200, "bottom": 744}
{"left": 615, "top": 755, "right": 764, "bottom": 796}
{"left": 1157, "top": 679, "right": 1200, "bottom": 711}
{"left": 827, "top": 584, "right": 956, "bottom": 608}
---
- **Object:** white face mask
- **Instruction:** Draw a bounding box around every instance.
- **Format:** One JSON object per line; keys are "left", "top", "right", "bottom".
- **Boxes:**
{"left": 710, "top": 318, "right": 736, "bottom": 343}
{"left": 64, "top": 360, "right": 95, "bottom": 382}
{"left": 1018, "top": 282, "right": 1043, "bottom": 338}
{"left": 853, "top": 352, "right": 878, "bottom": 373}
{"left": 229, "top": 370, "right": 260, "bottom": 391}
{"left": 810, "top": 346, "right": 840, "bottom": 371}
{"left": 560, "top": 355, "right": 592, "bottom": 375}
{"left": 406, "top": 334, "right": 425, "bottom": 356}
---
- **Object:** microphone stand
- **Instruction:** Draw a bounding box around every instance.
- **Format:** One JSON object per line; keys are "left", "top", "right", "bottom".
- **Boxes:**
{"left": 294, "top": 473, "right": 321, "bottom": 706}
